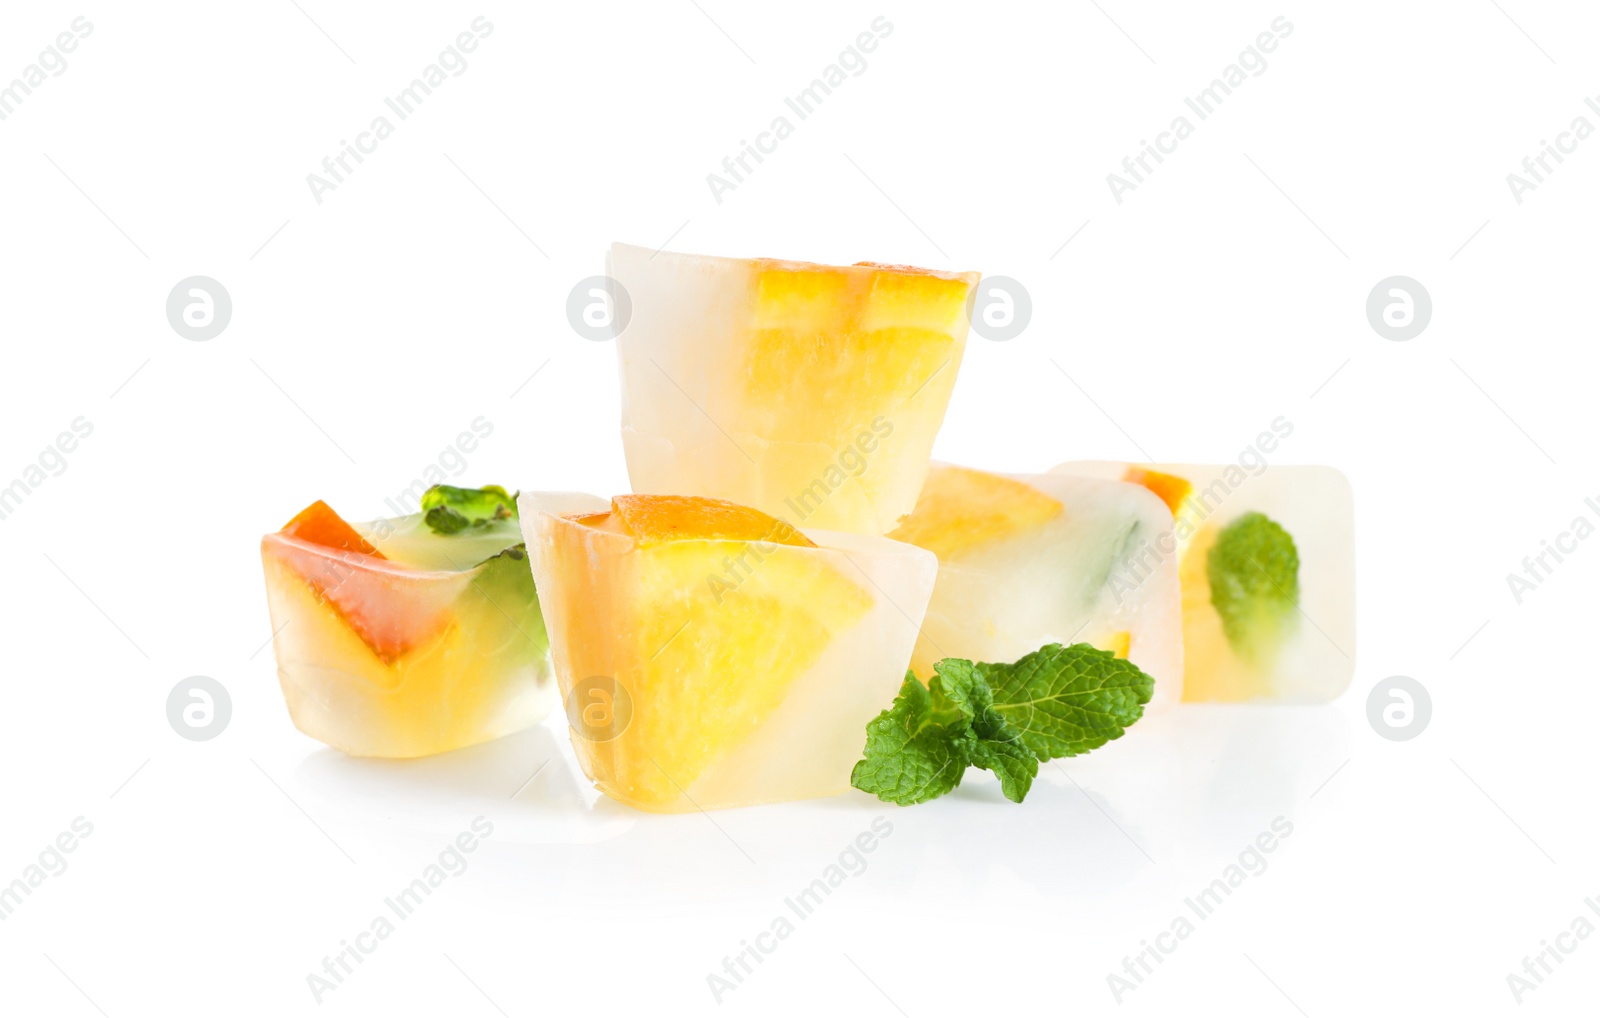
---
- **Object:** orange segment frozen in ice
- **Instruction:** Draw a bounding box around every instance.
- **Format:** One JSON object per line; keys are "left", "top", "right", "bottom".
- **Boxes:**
{"left": 281, "top": 500, "right": 384, "bottom": 557}
{"left": 752, "top": 265, "right": 855, "bottom": 327}
{"left": 611, "top": 243, "right": 979, "bottom": 534}
{"left": 260, "top": 487, "right": 576, "bottom": 758}
{"left": 857, "top": 263, "right": 974, "bottom": 333}
{"left": 268, "top": 539, "right": 452, "bottom": 664}
{"left": 889, "top": 465, "right": 1183, "bottom": 710}
{"left": 523, "top": 491, "right": 935, "bottom": 812}
{"left": 536, "top": 505, "right": 870, "bottom": 808}
{"left": 627, "top": 546, "right": 870, "bottom": 805}
{"left": 743, "top": 261, "right": 957, "bottom": 448}
{"left": 272, "top": 501, "right": 447, "bottom": 662}
{"left": 1099, "top": 630, "right": 1132, "bottom": 659}
{"left": 1177, "top": 523, "right": 1250, "bottom": 701}
{"left": 1122, "top": 467, "right": 1193, "bottom": 516}
{"left": 610, "top": 493, "right": 815, "bottom": 547}
{"left": 888, "top": 463, "right": 1063, "bottom": 561}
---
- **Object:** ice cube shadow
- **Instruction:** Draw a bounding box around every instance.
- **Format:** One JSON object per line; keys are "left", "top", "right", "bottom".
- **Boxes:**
{"left": 294, "top": 719, "right": 589, "bottom": 817}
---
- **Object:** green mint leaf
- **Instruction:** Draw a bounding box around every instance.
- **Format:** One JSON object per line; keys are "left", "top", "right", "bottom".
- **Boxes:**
{"left": 1206, "top": 511, "right": 1300, "bottom": 664}
{"left": 464, "top": 543, "right": 548, "bottom": 653}
{"left": 850, "top": 672, "right": 975, "bottom": 805}
{"left": 1080, "top": 515, "right": 1139, "bottom": 602}
{"left": 852, "top": 644, "right": 1156, "bottom": 806}
{"left": 421, "top": 484, "right": 518, "bottom": 536}
{"left": 477, "top": 542, "right": 528, "bottom": 566}
{"left": 986, "top": 643, "right": 1154, "bottom": 760}
{"left": 965, "top": 733, "right": 1036, "bottom": 803}
{"left": 929, "top": 657, "right": 1036, "bottom": 802}
{"left": 925, "top": 657, "right": 985, "bottom": 716}
{"left": 424, "top": 505, "right": 471, "bottom": 534}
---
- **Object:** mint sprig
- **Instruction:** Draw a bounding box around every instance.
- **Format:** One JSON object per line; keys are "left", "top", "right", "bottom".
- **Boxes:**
{"left": 421, "top": 484, "right": 518, "bottom": 535}
{"left": 1207, "top": 511, "right": 1300, "bottom": 664}
{"left": 851, "top": 672, "right": 978, "bottom": 805}
{"left": 985, "top": 642, "right": 1155, "bottom": 760}
{"left": 850, "top": 643, "right": 1154, "bottom": 806}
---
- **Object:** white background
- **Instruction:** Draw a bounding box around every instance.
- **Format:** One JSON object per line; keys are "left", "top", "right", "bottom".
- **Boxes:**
{"left": 1, "top": 1, "right": 1596, "bottom": 1014}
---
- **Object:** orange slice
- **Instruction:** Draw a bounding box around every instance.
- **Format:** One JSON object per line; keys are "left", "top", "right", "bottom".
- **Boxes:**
{"left": 269, "top": 501, "right": 459, "bottom": 663}
{"left": 541, "top": 497, "right": 871, "bottom": 809}
{"left": 1122, "top": 467, "right": 1193, "bottom": 516}
{"left": 742, "top": 264, "right": 966, "bottom": 453}
{"left": 609, "top": 494, "right": 815, "bottom": 547}
{"left": 888, "top": 464, "right": 1063, "bottom": 561}
{"left": 281, "top": 500, "right": 384, "bottom": 557}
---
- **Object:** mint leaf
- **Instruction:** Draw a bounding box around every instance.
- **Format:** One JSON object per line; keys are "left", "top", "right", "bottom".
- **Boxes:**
{"left": 1207, "top": 511, "right": 1300, "bottom": 664}
{"left": 463, "top": 542, "right": 548, "bottom": 654}
{"left": 421, "top": 484, "right": 518, "bottom": 536}
{"left": 477, "top": 542, "right": 528, "bottom": 567}
{"left": 966, "top": 735, "right": 1036, "bottom": 803}
{"left": 1080, "top": 515, "right": 1139, "bottom": 602}
{"left": 852, "top": 644, "right": 1151, "bottom": 806}
{"left": 985, "top": 643, "right": 1154, "bottom": 760}
{"left": 850, "top": 673, "right": 975, "bottom": 805}
{"left": 931, "top": 658, "right": 1036, "bottom": 803}
{"left": 924, "top": 657, "right": 984, "bottom": 716}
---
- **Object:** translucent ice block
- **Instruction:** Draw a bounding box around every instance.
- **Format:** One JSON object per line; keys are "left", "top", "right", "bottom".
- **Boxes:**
{"left": 260, "top": 491, "right": 573, "bottom": 758}
{"left": 520, "top": 491, "right": 937, "bottom": 812}
{"left": 887, "top": 464, "right": 1184, "bottom": 712}
{"left": 1052, "top": 462, "right": 1355, "bottom": 702}
{"left": 610, "top": 242, "right": 980, "bottom": 535}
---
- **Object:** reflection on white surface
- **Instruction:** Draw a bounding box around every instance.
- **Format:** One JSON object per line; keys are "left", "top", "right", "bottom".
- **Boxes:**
{"left": 287, "top": 704, "right": 1350, "bottom": 922}
{"left": 294, "top": 723, "right": 633, "bottom": 847}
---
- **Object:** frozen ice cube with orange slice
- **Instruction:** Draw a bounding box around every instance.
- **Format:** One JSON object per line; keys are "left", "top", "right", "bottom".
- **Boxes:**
{"left": 886, "top": 463, "right": 1184, "bottom": 712}
{"left": 1053, "top": 462, "right": 1355, "bottom": 702}
{"left": 520, "top": 491, "right": 936, "bottom": 812}
{"left": 610, "top": 243, "right": 979, "bottom": 535}
{"left": 259, "top": 486, "right": 590, "bottom": 758}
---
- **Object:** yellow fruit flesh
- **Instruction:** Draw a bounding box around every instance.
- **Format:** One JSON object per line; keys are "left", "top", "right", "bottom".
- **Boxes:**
{"left": 610, "top": 493, "right": 814, "bottom": 547}
{"left": 1098, "top": 630, "right": 1132, "bottom": 659}
{"left": 264, "top": 559, "right": 520, "bottom": 757}
{"left": 744, "top": 267, "right": 968, "bottom": 446}
{"left": 888, "top": 464, "right": 1064, "bottom": 561}
{"left": 548, "top": 497, "right": 872, "bottom": 809}
{"left": 1179, "top": 523, "right": 1268, "bottom": 701}
{"left": 1122, "top": 466, "right": 1194, "bottom": 517}
{"left": 737, "top": 265, "right": 972, "bottom": 522}
{"left": 626, "top": 543, "right": 870, "bottom": 805}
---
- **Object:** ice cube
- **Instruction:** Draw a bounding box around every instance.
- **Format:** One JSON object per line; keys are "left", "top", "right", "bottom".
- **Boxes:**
{"left": 259, "top": 495, "right": 589, "bottom": 758}
{"left": 519, "top": 491, "right": 937, "bottom": 812}
{"left": 887, "top": 463, "right": 1184, "bottom": 712}
{"left": 609, "top": 242, "right": 979, "bottom": 535}
{"left": 1052, "top": 462, "right": 1355, "bottom": 702}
